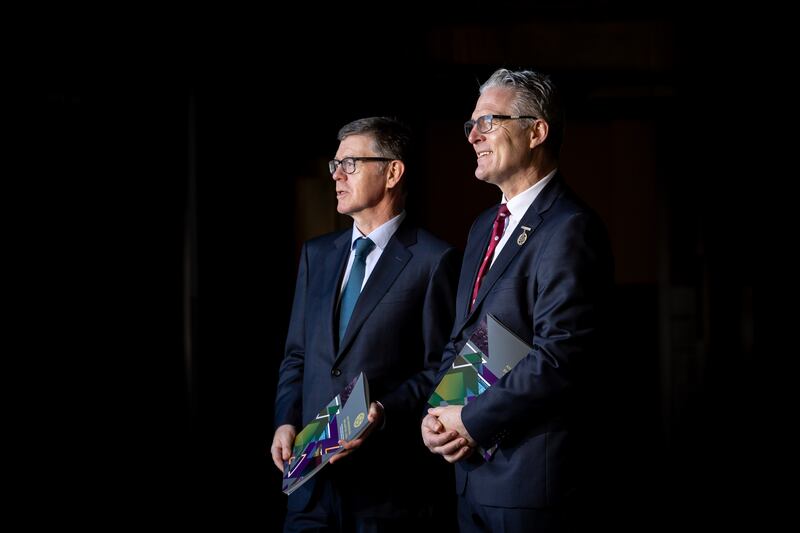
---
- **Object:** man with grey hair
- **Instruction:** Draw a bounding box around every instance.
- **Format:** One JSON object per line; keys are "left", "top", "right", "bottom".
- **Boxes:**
{"left": 273, "top": 117, "right": 460, "bottom": 532}
{"left": 422, "top": 69, "right": 613, "bottom": 531}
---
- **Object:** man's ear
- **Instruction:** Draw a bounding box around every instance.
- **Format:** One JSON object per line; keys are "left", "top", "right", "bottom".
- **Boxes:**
{"left": 529, "top": 119, "right": 549, "bottom": 150}
{"left": 386, "top": 160, "right": 405, "bottom": 189}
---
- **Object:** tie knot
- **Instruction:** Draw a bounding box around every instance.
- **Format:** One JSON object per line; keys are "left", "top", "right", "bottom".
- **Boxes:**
{"left": 496, "top": 204, "right": 510, "bottom": 220}
{"left": 354, "top": 237, "right": 375, "bottom": 258}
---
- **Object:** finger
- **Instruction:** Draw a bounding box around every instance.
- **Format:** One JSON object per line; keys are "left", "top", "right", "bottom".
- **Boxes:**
{"left": 443, "top": 445, "right": 472, "bottom": 464}
{"left": 330, "top": 447, "right": 352, "bottom": 464}
{"left": 368, "top": 402, "right": 382, "bottom": 419}
{"left": 339, "top": 438, "right": 364, "bottom": 450}
{"left": 281, "top": 445, "right": 292, "bottom": 461}
{"left": 429, "top": 439, "right": 463, "bottom": 455}
{"left": 427, "top": 407, "right": 443, "bottom": 417}
{"left": 277, "top": 435, "right": 294, "bottom": 461}
{"left": 428, "top": 430, "right": 459, "bottom": 447}
{"left": 455, "top": 445, "right": 474, "bottom": 461}
{"left": 422, "top": 414, "right": 444, "bottom": 433}
{"left": 422, "top": 431, "right": 447, "bottom": 449}
{"left": 422, "top": 415, "right": 442, "bottom": 432}
{"left": 270, "top": 447, "right": 286, "bottom": 472}
{"left": 435, "top": 438, "right": 467, "bottom": 456}
{"left": 421, "top": 428, "right": 437, "bottom": 450}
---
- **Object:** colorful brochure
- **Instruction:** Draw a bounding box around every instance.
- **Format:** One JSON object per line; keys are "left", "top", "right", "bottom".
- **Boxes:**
{"left": 282, "top": 372, "right": 370, "bottom": 495}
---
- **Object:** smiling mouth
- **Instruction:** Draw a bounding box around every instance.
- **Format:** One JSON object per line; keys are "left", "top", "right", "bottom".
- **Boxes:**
{"left": 477, "top": 151, "right": 493, "bottom": 159}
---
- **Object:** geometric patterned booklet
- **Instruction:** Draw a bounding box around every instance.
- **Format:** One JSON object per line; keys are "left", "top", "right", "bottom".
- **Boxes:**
{"left": 282, "top": 372, "right": 370, "bottom": 495}
{"left": 428, "top": 314, "right": 531, "bottom": 460}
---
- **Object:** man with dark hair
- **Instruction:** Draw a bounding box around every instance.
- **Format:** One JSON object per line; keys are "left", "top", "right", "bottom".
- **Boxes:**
{"left": 272, "top": 117, "right": 460, "bottom": 532}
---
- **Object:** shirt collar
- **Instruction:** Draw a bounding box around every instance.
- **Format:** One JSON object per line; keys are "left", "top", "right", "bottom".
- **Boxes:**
{"left": 350, "top": 211, "right": 406, "bottom": 251}
{"left": 501, "top": 168, "right": 557, "bottom": 218}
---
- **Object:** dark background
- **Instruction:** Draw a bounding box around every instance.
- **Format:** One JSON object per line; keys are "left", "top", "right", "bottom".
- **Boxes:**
{"left": 27, "top": 6, "right": 781, "bottom": 531}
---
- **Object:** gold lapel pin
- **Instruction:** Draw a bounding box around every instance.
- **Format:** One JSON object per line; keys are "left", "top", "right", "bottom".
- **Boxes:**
{"left": 517, "top": 226, "right": 531, "bottom": 246}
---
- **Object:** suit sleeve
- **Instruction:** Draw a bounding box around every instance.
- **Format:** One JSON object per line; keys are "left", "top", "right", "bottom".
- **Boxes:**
{"left": 378, "top": 246, "right": 461, "bottom": 418}
{"left": 462, "top": 212, "right": 612, "bottom": 448}
{"left": 274, "top": 242, "right": 309, "bottom": 429}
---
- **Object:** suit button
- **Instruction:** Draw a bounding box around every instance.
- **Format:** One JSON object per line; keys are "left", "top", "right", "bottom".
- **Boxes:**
{"left": 331, "top": 368, "right": 341, "bottom": 377}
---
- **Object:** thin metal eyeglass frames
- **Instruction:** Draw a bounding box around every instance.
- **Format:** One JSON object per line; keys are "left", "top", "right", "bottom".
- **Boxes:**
{"left": 464, "top": 114, "right": 537, "bottom": 138}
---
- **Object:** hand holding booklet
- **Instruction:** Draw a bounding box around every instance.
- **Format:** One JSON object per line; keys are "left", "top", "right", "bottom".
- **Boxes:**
{"left": 428, "top": 314, "right": 532, "bottom": 460}
{"left": 281, "top": 372, "right": 371, "bottom": 495}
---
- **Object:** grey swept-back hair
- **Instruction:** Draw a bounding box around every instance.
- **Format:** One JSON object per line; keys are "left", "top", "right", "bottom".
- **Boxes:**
{"left": 480, "top": 68, "right": 564, "bottom": 157}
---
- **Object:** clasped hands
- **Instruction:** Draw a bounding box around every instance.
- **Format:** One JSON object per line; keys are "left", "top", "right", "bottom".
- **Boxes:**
{"left": 421, "top": 405, "right": 476, "bottom": 463}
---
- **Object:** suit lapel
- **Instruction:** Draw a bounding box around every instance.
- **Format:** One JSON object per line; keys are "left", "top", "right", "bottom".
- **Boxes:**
{"left": 468, "top": 209, "right": 543, "bottom": 315}
{"left": 463, "top": 210, "right": 495, "bottom": 306}
{"left": 466, "top": 175, "right": 566, "bottom": 319}
{"left": 335, "top": 223, "right": 415, "bottom": 362}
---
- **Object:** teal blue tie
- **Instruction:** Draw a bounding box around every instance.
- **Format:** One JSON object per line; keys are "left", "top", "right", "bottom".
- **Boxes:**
{"left": 338, "top": 237, "right": 375, "bottom": 342}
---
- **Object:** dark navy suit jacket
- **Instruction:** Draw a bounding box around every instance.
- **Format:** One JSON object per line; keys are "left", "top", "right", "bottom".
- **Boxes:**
{"left": 440, "top": 175, "right": 613, "bottom": 509}
{"left": 275, "top": 219, "right": 460, "bottom": 516}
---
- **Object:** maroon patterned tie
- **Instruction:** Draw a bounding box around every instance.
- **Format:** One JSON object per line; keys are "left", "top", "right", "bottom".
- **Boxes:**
{"left": 470, "top": 204, "right": 511, "bottom": 310}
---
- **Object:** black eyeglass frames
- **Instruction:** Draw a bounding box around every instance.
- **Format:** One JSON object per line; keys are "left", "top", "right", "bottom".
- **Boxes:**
{"left": 328, "top": 157, "right": 394, "bottom": 175}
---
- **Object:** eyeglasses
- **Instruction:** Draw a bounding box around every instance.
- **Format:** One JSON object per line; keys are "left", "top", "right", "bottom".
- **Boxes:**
{"left": 328, "top": 157, "right": 394, "bottom": 175}
{"left": 464, "top": 114, "right": 538, "bottom": 138}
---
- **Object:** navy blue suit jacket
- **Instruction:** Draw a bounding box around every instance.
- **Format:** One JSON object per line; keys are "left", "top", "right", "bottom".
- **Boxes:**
{"left": 275, "top": 219, "right": 460, "bottom": 516}
{"left": 440, "top": 175, "right": 613, "bottom": 509}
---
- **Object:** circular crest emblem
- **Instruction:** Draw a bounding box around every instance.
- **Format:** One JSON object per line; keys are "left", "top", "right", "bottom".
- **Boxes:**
{"left": 354, "top": 412, "right": 365, "bottom": 428}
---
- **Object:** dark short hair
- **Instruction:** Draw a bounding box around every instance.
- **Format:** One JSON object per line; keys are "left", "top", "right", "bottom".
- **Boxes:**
{"left": 480, "top": 68, "right": 565, "bottom": 157}
{"left": 337, "top": 117, "right": 411, "bottom": 162}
